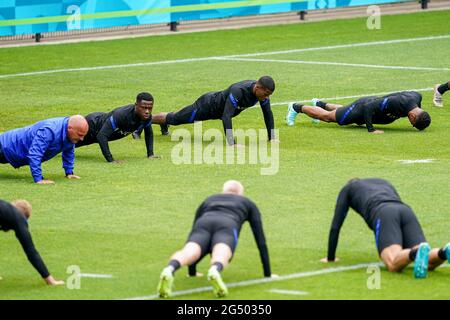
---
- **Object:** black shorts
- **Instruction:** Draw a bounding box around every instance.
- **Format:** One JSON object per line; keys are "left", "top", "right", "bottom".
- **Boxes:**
{"left": 166, "top": 94, "right": 214, "bottom": 125}
{"left": 335, "top": 104, "right": 357, "bottom": 125}
{"left": 187, "top": 214, "right": 239, "bottom": 256}
{"left": 0, "top": 140, "right": 7, "bottom": 164}
{"left": 372, "top": 203, "right": 426, "bottom": 255}
{"left": 335, "top": 97, "right": 376, "bottom": 126}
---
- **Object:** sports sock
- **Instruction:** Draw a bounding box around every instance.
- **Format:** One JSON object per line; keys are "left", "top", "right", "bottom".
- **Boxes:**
{"left": 437, "top": 248, "right": 447, "bottom": 261}
{"left": 316, "top": 101, "right": 328, "bottom": 109}
{"left": 437, "top": 82, "right": 449, "bottom": 95}
{"left": 409, "top": 247, "right": 418, "bottom": 261}
{"left": 293, "top": 103, "right": 304, "bottom": 113}
{"left": 168, "top": 259, "right": 181, "bottom": 273}
{"left": 211, "top": 262, "right": 224, "bottom": 272}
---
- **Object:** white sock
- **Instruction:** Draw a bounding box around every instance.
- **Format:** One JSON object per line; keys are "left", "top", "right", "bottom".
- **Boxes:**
{"left": 165, "top": 266, "right": 175, "bottom": 274}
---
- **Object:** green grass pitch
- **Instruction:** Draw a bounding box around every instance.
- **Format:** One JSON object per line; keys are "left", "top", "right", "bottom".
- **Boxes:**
{"left": 0, "top": 9, "right": 449, "bottom": 299}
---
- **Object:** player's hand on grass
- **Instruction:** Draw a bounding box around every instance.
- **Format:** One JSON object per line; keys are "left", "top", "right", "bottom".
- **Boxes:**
{"left": 37, "top": 179, "right": 55, "bottom": 185}
{"left": 320, "top": 257, "right": 339, "bottom": 263}
{"left": 148, "top": 155, "right": 162, "bottom": 160}
{"left": 66, "top": 174, "right": 81, "bottom": 180}
{"left": 45, "top": 275, "right": 65, "bottom": 286}
{"left": 370, "top": 130, "right": 384, "bottom": 134}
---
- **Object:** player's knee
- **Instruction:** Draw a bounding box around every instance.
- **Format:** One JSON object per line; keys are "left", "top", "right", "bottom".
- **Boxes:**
{"left": 384, "top": 260, "right": 403, "bottom": 272}
{"left": 385, "top": 263, "right": 397, "bottom": 272}
{"left": 153, "top": 112, "right": 168, "bottom": 124}
{"left": 321, "top": 114, "right": 334, "bottom": 122}
{"left": 322, "top": 111, "right": 337, "bottom": 122}
{"left": 381, "top": 255, "right": 396, "bottom": 272}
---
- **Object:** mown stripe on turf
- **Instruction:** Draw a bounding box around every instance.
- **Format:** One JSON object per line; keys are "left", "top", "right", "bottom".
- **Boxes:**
{"left": 216, "top": 57, "right": 450, "bottom": 72}
{"left": 1, "top": 35, "right": 449, "bottom": 79}
{"left": 128, "top": 262, "right": 450, "bottom": 299}
{"left": 124, "top": 262, "right": 383, "bottom": 300}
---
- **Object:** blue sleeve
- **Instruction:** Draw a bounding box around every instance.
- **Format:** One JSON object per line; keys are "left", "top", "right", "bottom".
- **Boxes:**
{"left": 27, "top": 128, "right": 54, "bottom": 183}
{"left": 62, "top": 145, "right": 75, "bottom": 176}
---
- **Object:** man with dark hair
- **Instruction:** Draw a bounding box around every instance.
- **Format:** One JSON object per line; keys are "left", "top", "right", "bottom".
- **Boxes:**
{"left": 157, "top": 180, "right": 277, "bottom": 298}
{"left": 0, "top": 199, "right": 64, "bottom": 285}
{"left": 0, "top": 115, "right": 88, "bottom": 184}
{"left": 286, "top": 91, "right": 431, "bottom": 133}
{"left": 151, "top": 76, "right": 278, "bottom": 146}
{"left": 321, "top": 178, "right": 449, "bottom": 278}
{"left": 433, "top": 81, "right": 449, "bottom": 107}
{"left": 76, "top": 92, "right": 161, "bottom": 163}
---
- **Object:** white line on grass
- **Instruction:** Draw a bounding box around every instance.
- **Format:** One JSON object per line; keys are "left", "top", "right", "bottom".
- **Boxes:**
{"left": 0, "top": 57, "right": 215, "bottom": 79}
{"left": 397, "top": 159, "right": 435, "bottom": 164}
{"left": 80, "top": 273, "right": 113, "bottom": 279}
{"left": 1, "top": 34, "right": 449, "bottom": 79}
{"left": 216, "top": 57, "right": 450, "bottom": 72}
{"left": 269, "top": 289, "right": 309, "bottom": 296}
{"left": 124, "top": 262, "right": 383, "bottom": 300}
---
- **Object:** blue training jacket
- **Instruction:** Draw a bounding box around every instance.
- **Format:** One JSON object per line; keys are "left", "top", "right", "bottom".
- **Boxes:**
{"left": 0, "top": 117, "right": 75, "bottom": 182}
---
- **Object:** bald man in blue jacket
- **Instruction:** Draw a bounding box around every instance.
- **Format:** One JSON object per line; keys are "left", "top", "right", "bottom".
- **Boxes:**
{"left": 0, "top": 115, "right": 88, "bottom": 184}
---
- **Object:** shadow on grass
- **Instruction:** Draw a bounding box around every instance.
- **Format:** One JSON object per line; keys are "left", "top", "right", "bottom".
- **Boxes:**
{"left": 341, "top": 125, "right": 418, "bottom": 133}
{"left": 0, "top": 170, "right": 31, "bottom": 182}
